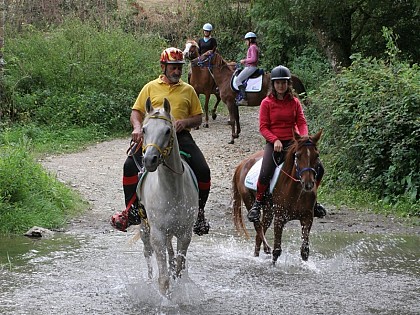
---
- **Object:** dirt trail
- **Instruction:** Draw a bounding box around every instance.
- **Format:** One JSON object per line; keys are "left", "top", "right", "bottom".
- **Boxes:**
{"left": 41, "top": 106, "right": 419, "bottom": 236}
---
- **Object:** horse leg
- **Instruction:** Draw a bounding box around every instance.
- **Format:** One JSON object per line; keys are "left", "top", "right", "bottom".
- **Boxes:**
{"left": 272, "top": 217, "right": 285, "bottom": 266}
{"left": 211, "top": 93, "right": 221, "bottom": 120}
{"left": 228, "top": 102, "right": 240, "bottom": 144}
{"left": 203, "top": 93, "right": 210, "bottom": 128}
{"left": 151, "top": 233, "right": 170, "bottom": 296}
{"left": 167, "top": 238, "right": 176, "bottom": 279}
{"left": 300, "top": 217, "right": 313, "bottom": 261}
{"left": 262, "top": 207, "right": 274, "bottom": 255}
{"left": 140, "top": 223, "right": 154, "bottom": 279}
{"left": 175, "top": 234, "right": 192, "bottom": 277}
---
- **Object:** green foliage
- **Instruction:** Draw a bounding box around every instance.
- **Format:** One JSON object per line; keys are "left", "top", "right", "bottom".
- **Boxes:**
{"left": 2, "top": 19, "right": 165, "bottom": 130}
{"left": 307, "top": 55, "right": 419, "bottom": 204}
{"left": 0, "top": 138, "right": 87, "bottom": 234}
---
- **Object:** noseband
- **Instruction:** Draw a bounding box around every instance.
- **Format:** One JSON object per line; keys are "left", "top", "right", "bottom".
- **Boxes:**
{"left": 142, "top": 115, "right": 174, "bottom": 161}
{"left": 281, "top": 140, "right": 318, "bottom": 183}
{"left": 141, "top": 114, "right": 185, "bottom": 175}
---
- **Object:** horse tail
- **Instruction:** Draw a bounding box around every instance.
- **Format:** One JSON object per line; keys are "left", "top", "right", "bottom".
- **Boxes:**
{"left": 232, "top": 164, "right": 250, "bottom": 239}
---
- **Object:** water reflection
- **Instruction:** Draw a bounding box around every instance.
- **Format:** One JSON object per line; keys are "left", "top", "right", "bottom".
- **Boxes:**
{"left": 0, "top": 228, "right": 419, "bottom": 315}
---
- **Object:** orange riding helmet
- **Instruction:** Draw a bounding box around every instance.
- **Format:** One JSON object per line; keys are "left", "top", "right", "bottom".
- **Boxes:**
{"left": 160, "top": 47, "right": 185, "bottom": 64}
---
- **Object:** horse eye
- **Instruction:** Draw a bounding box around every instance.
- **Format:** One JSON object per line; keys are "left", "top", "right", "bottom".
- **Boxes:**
{"left": 142, "top": 127, "right": 146, "bottom": 134}
{"left": 165, "top": 127, "right": 171, "bottom": 135}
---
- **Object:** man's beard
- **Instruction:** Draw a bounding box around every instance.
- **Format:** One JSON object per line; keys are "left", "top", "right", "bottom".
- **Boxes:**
{"left": 167, "top": 73, "right": 181, "bottom": 83}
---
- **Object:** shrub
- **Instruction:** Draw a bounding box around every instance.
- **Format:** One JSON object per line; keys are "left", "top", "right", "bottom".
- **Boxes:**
{"left": 2, "top": 19, "right": 165, "bottom": 130}
{"left": 307, "top": 55, "right": 419, "bottom": 202}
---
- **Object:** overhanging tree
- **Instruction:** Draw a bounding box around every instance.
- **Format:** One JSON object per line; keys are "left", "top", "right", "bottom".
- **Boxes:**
{"left": 252, "top": 0, "right": 419, "bottom": 72}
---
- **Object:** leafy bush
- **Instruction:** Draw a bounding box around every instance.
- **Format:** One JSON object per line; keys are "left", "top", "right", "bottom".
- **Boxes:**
{"left": 2, "top": 19, "right": 165, "bottom": 130}
{"left": 307, "top": 55, "right": 419, "bottom": 205}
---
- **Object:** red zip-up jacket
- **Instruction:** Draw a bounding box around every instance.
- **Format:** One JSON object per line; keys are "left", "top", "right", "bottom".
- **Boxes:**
{"left": 259, "top": 94, "right": 308, "bottom": 143}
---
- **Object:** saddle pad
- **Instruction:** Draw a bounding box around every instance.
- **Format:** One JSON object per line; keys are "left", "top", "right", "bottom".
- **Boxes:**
{"left": 244, "top": 158, "right": 283, "bottom": 194}
{"left": 231, "top": 75, "right": 263, "bottom": 93}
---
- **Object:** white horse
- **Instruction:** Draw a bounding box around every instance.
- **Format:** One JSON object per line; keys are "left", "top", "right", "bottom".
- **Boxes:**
{"left": 137, "top": 97, "right": 199, "bottom": 297}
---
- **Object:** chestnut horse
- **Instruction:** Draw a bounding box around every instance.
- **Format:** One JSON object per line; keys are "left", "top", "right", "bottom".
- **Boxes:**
{"left": 196, "top": 52, "right": 308, "bottom": 144}
{"left": 183, "top": 40, "right": 222, "bottom": 128}
{"left": 232, "top": 130, "right": 322, "bottom": 263}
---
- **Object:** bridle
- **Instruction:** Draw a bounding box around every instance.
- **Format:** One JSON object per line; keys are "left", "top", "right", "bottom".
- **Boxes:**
{"left": 279, "top": 140, "right": 318, "bottom": 183}
{"left": 142, "top": 114, "right": 184, "bottom": 175}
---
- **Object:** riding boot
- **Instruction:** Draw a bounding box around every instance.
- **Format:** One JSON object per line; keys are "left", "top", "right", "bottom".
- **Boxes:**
{"left": 314, "top": 202, "right": 327, "bottom": 218}
{"left": 247, "top": 200, "right": 264, "bottom": 222}
{"left": 193, "top": 208, "right": 210, "bottom": 236}
{"left": 237, "top": 85, "right": 248, "bottom": 106}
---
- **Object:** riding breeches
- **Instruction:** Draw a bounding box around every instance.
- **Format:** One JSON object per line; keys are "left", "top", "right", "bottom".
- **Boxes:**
{"left": 177, "top": 131, "right": 211, "bottom": 210}
{"left": 123, "top": 143, "right": 143, "bottom": 207}
{"left": 235, "top": 66, "right": 257, "bottom": 87}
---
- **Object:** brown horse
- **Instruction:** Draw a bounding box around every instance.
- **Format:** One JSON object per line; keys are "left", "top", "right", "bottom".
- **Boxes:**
{"left": 232, "top": 130, "right": 322, "bottom": 263}
{"left": 197, "top": 52, "right": 308, "bottom": 144}
{"left": 183, "top": 40, "right": 222, "bottom": 128}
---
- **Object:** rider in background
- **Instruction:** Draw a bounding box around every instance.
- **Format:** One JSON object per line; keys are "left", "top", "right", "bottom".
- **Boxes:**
{"left": 198, "top": 23, "right": 217, "bottom": 56}
{"left": 235, "top": 31, "right": 259, "bottom": 106}
{"left": 246, "top": 65, "right": 326, "bottom": 223}
{"left": 111, "top": 47, "right": 211, "bottom": 236}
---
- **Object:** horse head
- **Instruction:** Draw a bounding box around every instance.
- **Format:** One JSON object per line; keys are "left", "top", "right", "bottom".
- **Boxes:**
{"left": 285, "top": 129, "right": 322, "bottom": 192}
{"left": 183, "top": 40, "right": 199, "bottom": 60}
{"left": 142, "top": 97, "right": 175, "bottom": 172}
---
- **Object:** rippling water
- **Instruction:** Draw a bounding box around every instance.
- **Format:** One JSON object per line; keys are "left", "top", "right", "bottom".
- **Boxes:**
{"left": 1, "top": 227, "right": 419, "bottom": 315}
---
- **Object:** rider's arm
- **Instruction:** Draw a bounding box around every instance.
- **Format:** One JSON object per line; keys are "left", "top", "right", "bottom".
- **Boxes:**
{"left": 174, "top": 114, "right": 202, "bottom": 133}
{"left": 130, "top": 109, "right": 144, "bottom": 143}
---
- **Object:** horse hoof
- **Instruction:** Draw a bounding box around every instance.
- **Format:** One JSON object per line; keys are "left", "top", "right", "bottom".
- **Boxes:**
{"left": 301, "top": 245, "right": 310, "bottom": 261}
{"left": 233, "top": 134, "right": 239, "bottom": 139}
{"left": 204, "top": 123, "right": 209, "bottom": 128}
{"left": 228, "top": 139, "right": 234, "bottom": 144}
{"left": 194, "top": 126, "right": 200, "bottom": 130}
{"left": 212, "top": 113, "right": 217, "bottom": 120}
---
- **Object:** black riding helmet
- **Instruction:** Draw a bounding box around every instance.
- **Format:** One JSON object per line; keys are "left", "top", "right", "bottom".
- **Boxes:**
{"left": 271, "top": 65, "right": 291, "bottom": 80}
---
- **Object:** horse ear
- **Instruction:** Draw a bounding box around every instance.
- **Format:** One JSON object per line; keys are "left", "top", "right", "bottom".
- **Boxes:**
{"left": 311, "top": 129, "right": 323, "bottom": 144}
{"left": 163, "top": 98, "right": 171, "bottom": 114}
{"left": 293, "top": 130, "right": 302, "bottom": 141}
{"left": 146, "top": 97, "right": 154, "bottom": 114}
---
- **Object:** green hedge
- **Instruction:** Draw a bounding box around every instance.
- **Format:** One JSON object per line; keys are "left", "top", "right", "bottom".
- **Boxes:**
{"left": 307, "top": 54, "right": 419, "bottom": 205}
{"left": 1, "top": 19, "right": 165, "bottom": 131}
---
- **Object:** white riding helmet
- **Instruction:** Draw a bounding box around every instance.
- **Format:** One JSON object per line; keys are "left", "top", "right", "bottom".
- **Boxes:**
{"left": 203, "top": 23, "right": 213, "bottom": 31}
{"left": 244, "top": 32, "right": 257, "bottom": 39}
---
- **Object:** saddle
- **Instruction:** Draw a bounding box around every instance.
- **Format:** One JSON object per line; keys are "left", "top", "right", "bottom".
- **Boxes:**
{"left": 244, "top": 158, "right": 283, "bottom": 193}
{"left": 231, "top": 68, "right": 265, "bottom": 93}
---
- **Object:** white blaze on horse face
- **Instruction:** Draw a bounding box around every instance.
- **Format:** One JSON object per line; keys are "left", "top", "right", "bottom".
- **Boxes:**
{"left": 183, "top": 43, "right": 192, "bottom": 56}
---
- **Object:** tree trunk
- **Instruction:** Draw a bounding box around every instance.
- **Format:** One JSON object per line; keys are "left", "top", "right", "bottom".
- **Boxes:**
{"left": 0, "top": 0, "right": 4, "bottom": 72}
{"left": 311, "top": 11, "right": 353, "bottom": 72}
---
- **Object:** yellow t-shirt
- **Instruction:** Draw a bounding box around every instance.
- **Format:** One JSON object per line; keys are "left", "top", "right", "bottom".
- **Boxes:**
{"left": 132, "top": 76, "right": 203, "bottom": 121}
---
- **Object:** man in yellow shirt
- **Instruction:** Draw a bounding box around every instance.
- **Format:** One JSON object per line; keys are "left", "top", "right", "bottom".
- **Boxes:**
{"left": 111, "top": 47, "right": 211, "bottom": 236}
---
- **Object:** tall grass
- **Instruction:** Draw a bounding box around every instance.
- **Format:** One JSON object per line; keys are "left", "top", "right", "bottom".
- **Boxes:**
{"left": 0, "top": 138, "right": 87, "bottom": 234}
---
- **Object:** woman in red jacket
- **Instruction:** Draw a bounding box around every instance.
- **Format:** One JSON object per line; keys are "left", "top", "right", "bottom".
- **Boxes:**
{"left": 247, "top": 65, "right": 326, "bottom": 222}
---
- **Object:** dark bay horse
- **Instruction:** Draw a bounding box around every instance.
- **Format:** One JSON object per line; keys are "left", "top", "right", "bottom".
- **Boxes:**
{"left": 183, "top": 40, "right": 222, "bottom": 128}
{"left": 232, "top": 130, "right": 322, "bottom": 263}
{"left": 198, "top": 52, "right": 308, "bottom": 144}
